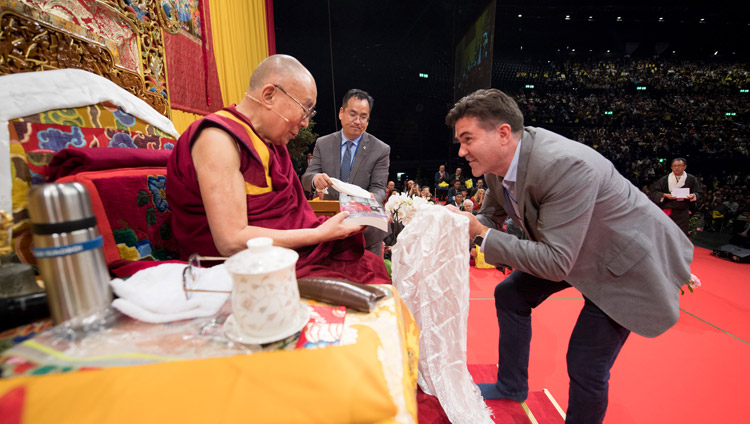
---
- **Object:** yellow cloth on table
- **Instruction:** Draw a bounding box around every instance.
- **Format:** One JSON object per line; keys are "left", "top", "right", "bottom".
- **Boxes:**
{"left": 0, "top": 326, "right": 396, "bottom": 424}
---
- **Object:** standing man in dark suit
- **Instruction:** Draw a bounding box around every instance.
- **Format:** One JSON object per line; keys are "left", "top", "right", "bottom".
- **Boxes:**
{"left": 650, "top": 158, "right": 701, "bottom": 237}
{"left": 301, "top": 89, "right": 390, "bottom": 256}
{"left": 445, "top": 89, "right": 694, "bottom": 423}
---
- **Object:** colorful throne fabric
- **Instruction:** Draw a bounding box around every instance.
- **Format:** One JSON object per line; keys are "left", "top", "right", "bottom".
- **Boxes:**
{"left": 9, "top": 102, "right": 177, "bottom": 239}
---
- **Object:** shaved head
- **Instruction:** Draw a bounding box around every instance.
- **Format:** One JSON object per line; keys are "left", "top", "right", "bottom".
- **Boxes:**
{"left": 238, "top": 54, "right": 317, "bottom": 146}
{"left": 248, "top": 54, "right": 314, "bottom": 92}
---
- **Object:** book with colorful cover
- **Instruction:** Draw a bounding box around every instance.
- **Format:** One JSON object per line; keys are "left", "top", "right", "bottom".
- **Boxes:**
{"left": 330, "top": 178, "right": 388, "bottom": 232}
{"left": 339, "top": 193, "right": 388, "bottom": 231}
{"left": 295, "top": 305, "right": 347, "bottom": 349}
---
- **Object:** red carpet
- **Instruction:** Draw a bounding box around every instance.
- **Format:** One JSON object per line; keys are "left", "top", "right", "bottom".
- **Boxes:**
{"left": 417, "top": 365, "right": 564, "bottom": 423}
{"left": 464, "top": 246, "right": 750, "bottom": 423}
{"left": 676, "top": 247, "right": 750, "bottom": 341}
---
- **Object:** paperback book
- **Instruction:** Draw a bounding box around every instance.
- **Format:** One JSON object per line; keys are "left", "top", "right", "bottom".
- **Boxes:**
{"left": 329, "top": 178, "right": 388, "bottom": 232}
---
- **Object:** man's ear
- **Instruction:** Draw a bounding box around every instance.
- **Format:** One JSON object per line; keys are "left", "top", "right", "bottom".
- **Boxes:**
{"left": 496, "top": 123, "right": 512, "bottom": 143}
{"left": 259, "top": 84, "right": 276, "bottom": 105}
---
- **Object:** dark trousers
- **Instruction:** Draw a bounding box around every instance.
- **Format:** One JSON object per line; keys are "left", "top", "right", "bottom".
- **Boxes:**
{"left": 493, "top": 271, "right": 630, "bottom": 424}
{"left": 363, "top": 226, "right": 385, "bottom": 258}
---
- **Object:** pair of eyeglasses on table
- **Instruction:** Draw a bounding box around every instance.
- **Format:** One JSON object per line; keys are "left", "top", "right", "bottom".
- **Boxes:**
{"left": 182, "top": 253, "right": 231, "bottom": 300}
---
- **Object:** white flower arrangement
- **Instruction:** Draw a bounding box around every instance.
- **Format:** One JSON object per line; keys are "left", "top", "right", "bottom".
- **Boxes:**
{"left": 384, "top": 193, "right": 429, "bottom": 226}
{"left": 681, "top": 273, "right": 702, "bottom": 295}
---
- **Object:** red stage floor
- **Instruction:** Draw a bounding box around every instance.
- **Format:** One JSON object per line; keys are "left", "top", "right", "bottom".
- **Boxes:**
{"left": 464, "top": 246, "right": 750, "bottom": 423}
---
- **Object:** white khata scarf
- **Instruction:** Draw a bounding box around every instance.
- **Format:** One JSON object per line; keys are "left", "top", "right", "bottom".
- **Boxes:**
{"left": 668, "top": 172, "right": 687, "bottom": 191}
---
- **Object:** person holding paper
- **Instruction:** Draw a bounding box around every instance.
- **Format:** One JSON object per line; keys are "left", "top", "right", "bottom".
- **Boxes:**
{"left": 444, "top": 89, "right": 694, "bottom": 423}
{"left": 301, "top": 89, "right": 390, "bottom": 257}
{"left": 650, "top": 158, "right": 701, "bottom": 236}
{"left": 167, "top": 55, "right": 389, "bottom": 284}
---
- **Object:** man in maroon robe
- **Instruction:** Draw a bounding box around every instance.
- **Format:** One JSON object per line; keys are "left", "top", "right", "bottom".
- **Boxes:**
{"left": 167, "top": 55, "right": 389, "bottom": 284}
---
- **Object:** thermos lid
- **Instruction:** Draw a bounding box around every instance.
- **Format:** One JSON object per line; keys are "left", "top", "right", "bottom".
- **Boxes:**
{"left": 28, "top": 183, "right": 97, "bottom": 233}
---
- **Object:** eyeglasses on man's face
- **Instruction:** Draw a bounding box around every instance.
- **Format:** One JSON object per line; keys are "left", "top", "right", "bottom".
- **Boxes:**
{"left": 345, "top": 110, "right": 369, "bottom": 123}
{"left": 273, "top": 84, "right": 316, "bottom": 121}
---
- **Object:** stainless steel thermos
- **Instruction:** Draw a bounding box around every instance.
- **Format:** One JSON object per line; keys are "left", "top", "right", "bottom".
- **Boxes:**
{"left": 28, "top": 182, "right": 112, "bottom": 326}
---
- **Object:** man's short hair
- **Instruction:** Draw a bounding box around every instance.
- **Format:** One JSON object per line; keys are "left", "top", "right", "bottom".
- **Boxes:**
{"left": 445, "top": 88, "right": 524, "bottom": 132}
{"left": 342, "top": 89, "right": 374, "bottom": 113}
{"left": 672, "top": 158, "right": 687, "bottom": 166}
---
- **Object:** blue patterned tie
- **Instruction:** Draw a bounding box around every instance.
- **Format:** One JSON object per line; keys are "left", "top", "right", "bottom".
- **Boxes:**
{"left": 340, "top": 140, "right": 353, "bottom": 182}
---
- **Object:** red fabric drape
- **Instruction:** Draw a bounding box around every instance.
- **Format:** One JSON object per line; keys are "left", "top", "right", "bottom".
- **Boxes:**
{"left": 164, "top": 0, "right": 223, "bottom": 114}
{"left": 265, "top": 0, "right": 276, "bottom": 55}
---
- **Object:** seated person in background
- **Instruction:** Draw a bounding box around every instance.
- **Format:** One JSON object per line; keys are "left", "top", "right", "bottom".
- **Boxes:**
{"left": 402, "top": 179, "right": 414, "bottom": 195}
{"left": 167, "top": 54, "right": 389, "bottom": 284}
{"left": 407, "top": 182, "right": 421, "bottom": 197}
{"left": 462, "top": 199, "right": 475, "bottom": 214}
{"left": 434, "top": 164, "right": 450, "bottom": 200}
{"left": 451, "top": 167, "right": 464, "bottom": 186}
{"left": 473, "top": 178, "right": 485, "bottom": 196}
{"left": 387, "top": 180, "right": 396, "bottom": 192}
{"left": 447, "top": 191, "right": 465, "bottom": 207}
{"left": 472, "top": 188, "right": 486, "bottom": 211}
{"left": 447, "top": 180, "right": 463, "bottom": 204}
{"left": 421, "top": 186, "right": 435, "bottom": 204}
{"left": 723, "top": 195, "right": 739, "bottom": 218}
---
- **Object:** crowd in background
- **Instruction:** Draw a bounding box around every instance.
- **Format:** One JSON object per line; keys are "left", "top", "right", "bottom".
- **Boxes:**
{"left": 389, "top": 59, "right": 749, "bottom": 242}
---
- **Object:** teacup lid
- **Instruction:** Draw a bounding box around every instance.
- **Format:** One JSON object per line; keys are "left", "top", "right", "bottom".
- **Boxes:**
{"left": 225, "top": 237, "right": 299, "bottom": 275}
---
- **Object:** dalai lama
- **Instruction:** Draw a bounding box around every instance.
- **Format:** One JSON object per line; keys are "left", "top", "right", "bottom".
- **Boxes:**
{"left": 167, "top": 54, "right": 389, "bottom": 284}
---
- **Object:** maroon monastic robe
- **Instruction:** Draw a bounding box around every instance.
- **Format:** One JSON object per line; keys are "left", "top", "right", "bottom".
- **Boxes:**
{"left": 166, "top": 106, "right": 390, "bottom": 284}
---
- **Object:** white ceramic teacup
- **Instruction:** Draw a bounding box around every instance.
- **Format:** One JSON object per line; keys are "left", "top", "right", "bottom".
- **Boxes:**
{"left": 224, "top": 237, "right": 300, "bottom": 339}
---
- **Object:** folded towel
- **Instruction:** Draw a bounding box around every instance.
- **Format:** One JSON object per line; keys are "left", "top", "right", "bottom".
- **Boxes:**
{"left": 110, "top": 263, "right": 231, "bottom": 323}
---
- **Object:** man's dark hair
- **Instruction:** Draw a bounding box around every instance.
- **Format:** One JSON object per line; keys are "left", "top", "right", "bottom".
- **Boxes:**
{"left": 342, "top": 89, "right": 374, "bottom": 113}
{"left": 672, "top": 158, "right": 687, "bottom": 166}
{"left": 445, "top": 88, "right": 524, "bottom": 132}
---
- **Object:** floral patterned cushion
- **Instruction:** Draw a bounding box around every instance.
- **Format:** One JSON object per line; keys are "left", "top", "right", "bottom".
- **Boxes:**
{"left": 57, "top": 168, "right": 178, "bottom": 264}
{"left": 9, "top": 103, "right": 176, "bottom": 242}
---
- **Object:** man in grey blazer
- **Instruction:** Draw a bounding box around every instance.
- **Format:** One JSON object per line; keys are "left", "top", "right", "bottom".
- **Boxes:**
{"left": 301, "top": 89, "right": 390, "bottom": 256}
{"left": 445, "top": 89, "right": 694, "bottom": 424}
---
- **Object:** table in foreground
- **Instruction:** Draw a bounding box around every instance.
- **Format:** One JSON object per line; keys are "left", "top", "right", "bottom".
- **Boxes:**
{"left": 0, "top": 285, "right": 419, "bottom": 424}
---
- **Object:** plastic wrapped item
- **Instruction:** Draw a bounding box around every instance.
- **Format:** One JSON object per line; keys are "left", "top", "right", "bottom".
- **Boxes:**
{"left": 392, "top": 205, "right": 493, "bottom": 424}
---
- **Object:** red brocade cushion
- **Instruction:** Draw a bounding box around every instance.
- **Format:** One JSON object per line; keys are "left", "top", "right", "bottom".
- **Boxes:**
{"left": 57, "top": 168, "right": 178, "bottom": 266}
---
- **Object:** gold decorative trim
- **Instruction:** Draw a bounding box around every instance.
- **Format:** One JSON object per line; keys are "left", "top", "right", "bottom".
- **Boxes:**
{"left": 0, "top": 0, "right": 172, "bottom": 117}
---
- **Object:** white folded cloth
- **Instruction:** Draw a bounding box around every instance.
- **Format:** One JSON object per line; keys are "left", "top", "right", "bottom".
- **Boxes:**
{"left": 110, "top": 263, "right": 232, "bottom": 323}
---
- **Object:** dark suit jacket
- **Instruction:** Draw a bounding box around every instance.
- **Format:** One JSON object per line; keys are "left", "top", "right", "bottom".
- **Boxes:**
{"left": 477, "top": 127, "right": 693, "bottom": 338}
{"left": 301, "top": 131, "right": 390, "bottom": 205}
{"left": 434, "top": 171, "right": 450, "bottom": 187}
{"left": 649, "top": 174, "right": 701, "bottom": 211}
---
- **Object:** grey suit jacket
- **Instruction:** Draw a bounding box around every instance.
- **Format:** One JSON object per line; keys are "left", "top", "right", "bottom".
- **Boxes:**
{"left": 478, "top": 127, "right": 693, "bottom": 338}
{"left": 301, "top": 131, "right": 390, "bottom": 205}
